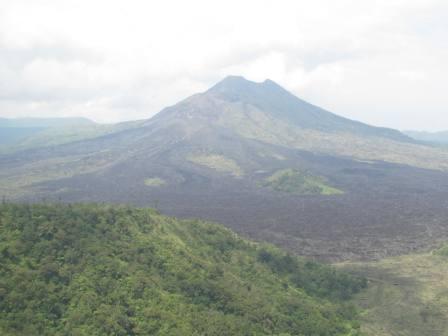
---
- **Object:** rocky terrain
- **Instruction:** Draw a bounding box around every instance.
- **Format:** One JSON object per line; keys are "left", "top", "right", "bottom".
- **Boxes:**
{"left": 2, "top": 76, "right": 448, "bottom": 261}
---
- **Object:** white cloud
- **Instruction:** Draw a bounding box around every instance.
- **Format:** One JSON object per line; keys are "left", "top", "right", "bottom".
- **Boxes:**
{"left": 0, "top": 0, "right": 447, "bottom": 130}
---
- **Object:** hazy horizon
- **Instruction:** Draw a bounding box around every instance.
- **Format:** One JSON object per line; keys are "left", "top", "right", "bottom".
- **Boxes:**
{"left": 1, "top": 0, "right": 447, "bottom": 131}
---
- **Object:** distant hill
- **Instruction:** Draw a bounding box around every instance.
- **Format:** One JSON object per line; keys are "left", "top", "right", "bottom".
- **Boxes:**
{"left": 0, "top": 203, "right": 365, "bottom": 335}
{"left": 1, "top": 76, "right": 448, "bottom": 261}
{"left": 404, "top": 130, "right": 448, "bottom": 144}
{"left": 0, "top": 127, "right": 44, "bottom": 145}
{"left": 0, "top": 118, "right": 143, "bottom": 153}
{"left": 0, "top": 117, "right": 95, "bottom": 146}
{"left": 0, "top": 117, "right": 94, "bottom": 128}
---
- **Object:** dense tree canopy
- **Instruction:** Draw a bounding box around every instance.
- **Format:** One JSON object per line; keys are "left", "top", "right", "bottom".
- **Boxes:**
{"left": 0, "top": 203, "right": 366, "bottom": 335}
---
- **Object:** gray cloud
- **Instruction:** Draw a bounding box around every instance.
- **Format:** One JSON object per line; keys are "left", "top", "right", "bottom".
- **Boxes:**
{"left": 0, "top": 0, "right": 447, "bottom": 130}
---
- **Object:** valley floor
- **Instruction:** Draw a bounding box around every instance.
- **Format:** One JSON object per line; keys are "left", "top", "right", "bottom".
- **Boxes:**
{"left": 339, "top": 250, "right": 448, "bottom": 336}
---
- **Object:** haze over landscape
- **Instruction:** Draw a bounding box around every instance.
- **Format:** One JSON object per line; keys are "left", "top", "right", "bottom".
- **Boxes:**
{"left": 1, "top": 1, "right": 448, "bottom": 336}
{"left": 1, "top": 0, "right": 448, "bottom": 130}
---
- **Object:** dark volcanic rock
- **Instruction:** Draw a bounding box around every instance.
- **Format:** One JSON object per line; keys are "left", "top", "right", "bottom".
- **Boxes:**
{"left": 1, "top": 76, "right": 448, "bottom": 261}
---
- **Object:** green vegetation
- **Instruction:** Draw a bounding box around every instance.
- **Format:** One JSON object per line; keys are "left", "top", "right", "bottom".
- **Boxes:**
{"left": 262, "top": 169, "right": 343, "bottom": 195}
{"left": 187, "top": 153, "right": 243, "bottom": 177}
{"left": 435, "top": 243, "right": 448, "bottom": 257}
{"left": 339, "top": 251, "right": 448, "bottom": 336}
{"left": 0, "top": 203, "right": 365, "bottom": 335}
{"left": 144, "top": 177, "right": 166, "bottom": 187}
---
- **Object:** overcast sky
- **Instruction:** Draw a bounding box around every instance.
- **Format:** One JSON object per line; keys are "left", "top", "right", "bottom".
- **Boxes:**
{"left": 0, "top": 0, "right": 447, "bottom": 130}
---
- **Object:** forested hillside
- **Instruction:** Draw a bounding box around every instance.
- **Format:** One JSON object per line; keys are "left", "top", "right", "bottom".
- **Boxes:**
{"left": 0, "top": 203, "right": 366, "bottom": 335}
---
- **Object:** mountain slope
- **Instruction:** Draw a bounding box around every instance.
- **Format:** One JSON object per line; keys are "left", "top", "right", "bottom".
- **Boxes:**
{"left": 208, "top": 76, "right": 411, "bottom": 141}
{"left": 1, "top": 76, "right": 448, "bottom": 261}
{"left": 149, "top": 76, "right": 448, "bottom": 171}
{"left": 0, "top": 203, "right": 365, "bottom": 336}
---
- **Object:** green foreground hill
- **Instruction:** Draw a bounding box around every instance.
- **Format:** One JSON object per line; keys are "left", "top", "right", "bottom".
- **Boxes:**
{"left": 0, "top": 203, "right": 365, "bottom": 336}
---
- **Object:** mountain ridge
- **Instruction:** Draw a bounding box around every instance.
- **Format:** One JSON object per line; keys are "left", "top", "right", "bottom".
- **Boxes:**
{"left": 202, "top": 76, "right": 413, "bottom": 142}
{"left": 1, "top": 76, "right": 448, "bottom": 261}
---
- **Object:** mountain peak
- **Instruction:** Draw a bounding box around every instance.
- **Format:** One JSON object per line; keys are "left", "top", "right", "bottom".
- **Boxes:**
{"left": 203, "top": 76, "right": 411, "bottom": 141}
{"left": 208, "top": 75, "right": 256, "bottom": 92}
{"left": 209, "top": 75, "right": 281, "bottom": 91}
{"left": 262, "top": 78, "right": 277, "bottom": 85}
{"left": 155, "top": 75, "right": 411, "bottom": 143}
{"left": 220, "top": 75, "right": 250, "bottom": 83}
{"left": 207, "top": 76, "right": 287, "bottom": 103}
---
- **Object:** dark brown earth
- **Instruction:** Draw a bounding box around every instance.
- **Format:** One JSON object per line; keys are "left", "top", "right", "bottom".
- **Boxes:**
{"left": 2, "top": 76, "right": 448, "bottom": 261}
{"left": 16, "top": 138, "right": 448, "bottom": 262}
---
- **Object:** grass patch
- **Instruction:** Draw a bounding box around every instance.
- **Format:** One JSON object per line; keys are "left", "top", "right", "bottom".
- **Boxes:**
{"left": 187, "top": 154, "right": 243, "bottom": 177}
{"left": 257, "top": 151, "right": 286, "bottom": 161}
{"left": 261, "top": 169, "right": 343, "bottom": 195}
{"left": 435, "top": 244, "right": 448, "bottom": 257}
{"left": 144, "top": 177, "right": 166, "bottom": 187}
{"left": 339, "top": 251, "right": 448, "bottom": 336}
